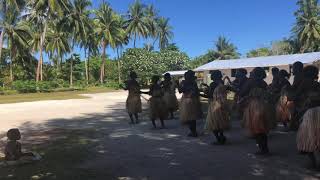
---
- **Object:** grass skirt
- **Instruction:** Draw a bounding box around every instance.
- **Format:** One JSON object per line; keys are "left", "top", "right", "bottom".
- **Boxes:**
{"left": 149, "top": 97, "right": 168, "bottom": 120}
{"left": 266, "top": 103, "right": 277, "bottom": 130}
{"left": 276, "top": 95, "right": 295, "bottom": 124}
{"left": 243, "top": 98, "right": 270, "bottom": 135}
{"left": 126, "top": 94, "right": 142, "bottom": 114}
{"left": 297, "top": 107, "right": 320, "bottom": 152}
{"left": 205, "top": 101, "right": 230, "bottom": 131}
{"left": 179, "top": 95, "right": 202, "bottom": 124}
{"left": 163, "top": 92, "right": 178, "bottom": 111}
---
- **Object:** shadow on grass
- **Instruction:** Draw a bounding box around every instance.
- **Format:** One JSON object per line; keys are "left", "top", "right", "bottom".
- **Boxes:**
{"left": 0, "top": 101, "right": 319, "bottom": 180}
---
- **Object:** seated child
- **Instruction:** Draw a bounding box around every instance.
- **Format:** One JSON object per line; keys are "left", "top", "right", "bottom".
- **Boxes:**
{"left": 4, "top": 128, "right": 36, "bottom": 161}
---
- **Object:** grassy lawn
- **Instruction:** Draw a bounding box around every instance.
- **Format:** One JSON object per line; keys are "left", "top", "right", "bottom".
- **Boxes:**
{"left": 0, "top": 87, "right": 117, "bottom": 104}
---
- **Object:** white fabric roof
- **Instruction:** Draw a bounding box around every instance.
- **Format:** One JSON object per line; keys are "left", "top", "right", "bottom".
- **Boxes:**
{"left": 194, "top": 52, "right": 320, "bottom": 71}
{"left": 163, "top": 70, "right": 187, "bottom": 76}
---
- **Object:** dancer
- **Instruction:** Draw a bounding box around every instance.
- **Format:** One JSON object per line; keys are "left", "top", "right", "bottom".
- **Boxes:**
{"left": 230, "top": 69, "right": 249, "bottom": 119}
{"left": 162, "top": 73, "right": 179, "bottom": 119}
{"left": 124, "top": 71, "right": 142, "bottom": 124}
{"left": 206, "top": 70, "right": 224, "bottom": 98}
{"left": 179, "top": 70, "right": 202, "bottom": 137}
{"left": 275, "top": 70, "right": 293, "bottom": 129}
{"left": 296, "top": 65, "right": 320, "bottom": 168}
{"left": 230, "top": 68, "right": 248, "bottom": 95}
{"left": 203, "top": 71, "right": 229, "bottom": 144}
{"left": 292, "top": 61, "right": 304, "bottom": 90}
{"left": 294, "top": 65, "right": 320, "bottom": 119}
{"left": 143, "top": 75, "right": 168, "bottom": 129}
{"left": 240, "top": 67, "right": 271, "bottom": 155}
{"left": 269, "top": 67, "right": 280, "bottom": 90}
{"left": 205, "top": 84, "right": 230, "bottom": 145}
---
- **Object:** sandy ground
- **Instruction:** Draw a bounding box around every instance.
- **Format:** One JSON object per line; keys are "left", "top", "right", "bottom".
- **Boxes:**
{"left": 0, "top": 91, "right": 320, "bottom": 180}
{"left": 0, "top": 91, "right": 132, "bottom": 133}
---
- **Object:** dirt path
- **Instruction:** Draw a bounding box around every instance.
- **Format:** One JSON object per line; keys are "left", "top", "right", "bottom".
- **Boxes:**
{"left": 0, "top": 91, "right": 132, "bottom": 133}
{"left": 0, "top": 91, "right": 319, "bottom": 180}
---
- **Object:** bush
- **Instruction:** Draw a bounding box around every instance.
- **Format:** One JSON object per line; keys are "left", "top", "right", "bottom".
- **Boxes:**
{"left": 73, "top": 80, "right": 88, "bottom": 89}
{"left": 37, "top": 81, "right": 60, "bottom": 92}
{"left": 104, "top": 81, "right": 123, "bottom": 90}
{"left": 54, "top": 79, "right": 70, "bottom": 88}
{"left": 12, "top": 80, "right": 37, "bottom": 93}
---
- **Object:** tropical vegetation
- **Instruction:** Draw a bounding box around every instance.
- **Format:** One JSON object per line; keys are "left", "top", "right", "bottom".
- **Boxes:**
{"left": 0, "top": 0, "right": 320, "bottom": 93}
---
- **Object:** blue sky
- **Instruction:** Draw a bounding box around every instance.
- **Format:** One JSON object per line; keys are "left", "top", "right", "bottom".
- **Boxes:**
{"left": 83, "top": 0, "right": 298, "bottom": 59}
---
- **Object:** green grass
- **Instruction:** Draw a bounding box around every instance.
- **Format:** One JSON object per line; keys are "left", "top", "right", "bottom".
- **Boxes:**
{"left": 0, "top": 87, "right": 116, "bottom": 104}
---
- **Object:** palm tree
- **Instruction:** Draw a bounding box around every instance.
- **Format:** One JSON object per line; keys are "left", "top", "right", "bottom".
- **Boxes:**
{"left": 94, "top": 2, "right": 125, "bottom": 84}
{"left": 81, "top": 26, "right": 99, "bottom": 84}
{"left": 246, "top": 47, "right": 271, "bottom": 58}
{"left": 293, "top": 0, "right": 320, "bottom": 52}
{"left": 126, "top": 0, "right": 148, "bottom": 48}
{"left": 67, "top": 53, "right": 80, "bottom": 87}
{"left": 68, "top": 0, "right": 92, "bottom": 84}
{"left": 45, "top": 26, "right": 71, "bottom": 69}
{"left": 115, "top": 16, "right": 129, "bottom": 84}
{"left": 213, "top": 36, "right": 240, "bottom": 60}
{"left": 2, "top": 7, "right": 31, "bottom": 81}
{"left": 271, "top": 39, "right": 297, "bottom": 55}
{"left": 0, "top": 0, "right": 26, "bottom": 63}
{"left": 145, "top": 5, "right": 158, "bottom": 40}
{"left": 27, "top": 0, "right": 71, "bottom": 82}
{"left": 157, "top": 17, "right": 173, "bottom": 50}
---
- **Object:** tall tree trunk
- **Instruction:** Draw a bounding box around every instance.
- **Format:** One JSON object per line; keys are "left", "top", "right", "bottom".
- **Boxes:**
{"left": 134, "top": 33, "right": 137, "bottom": 48}
{"left": 85, "top": 49, "right": 89, "bottom": 85}
{"left": 70, "top": 56, "right": 73, "bottom": 87}
{"left": 100, "top": 41, "right": 107, "bottom": 84}
{"left": 10, "top": 60, "right": 13, "bottom": 82}
{"left": 9, "top": 42, "right": 15, "bottom": 82}
{"left": 88, "top": 51, "right": 90, "bottom": 83}
{"left": 0, "top": 29, "right": 5, "bottom": 61}
{"left": 116, "top": 48, "right": 121, "bottom": 84}
{"left": 36, "top": 23, "right": 47, "bottom": 82}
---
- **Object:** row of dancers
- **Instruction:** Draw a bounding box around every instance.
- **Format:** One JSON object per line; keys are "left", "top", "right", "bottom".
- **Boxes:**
{"left": 123, "top": 61, "right": 320, "bottom": 168}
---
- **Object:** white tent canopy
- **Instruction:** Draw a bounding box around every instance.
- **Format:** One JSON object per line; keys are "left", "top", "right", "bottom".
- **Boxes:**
{"left": 194, "top": 52, "right": 320, "bottom": 72}
{"left": 163, "top": 70, "right": 187, "bottom": 76}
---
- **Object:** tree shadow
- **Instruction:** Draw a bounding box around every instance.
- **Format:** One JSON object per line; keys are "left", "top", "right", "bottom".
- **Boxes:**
{"left": 0, "top": 101, "right": 319, "bottom": 180}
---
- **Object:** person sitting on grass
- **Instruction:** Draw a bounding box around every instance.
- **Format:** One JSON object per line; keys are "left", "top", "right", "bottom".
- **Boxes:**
{"left": 5, "top": 129, "right": 35, "bottom": 161}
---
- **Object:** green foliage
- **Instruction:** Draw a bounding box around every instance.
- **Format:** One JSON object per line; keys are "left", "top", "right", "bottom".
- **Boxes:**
{"left": 157, "top": 17, "right": 173, "bottom": 50}
{"left": 246, "top": 47, "right": 272, "bottom": 58}
{"left": 12, "top": 80, "right": 64, "bottom": 93}
{"left": 3, "top": 0, "right": 320, "bottom": 96}
{"left": 213, "top": 36, "right": 240, "bottom": 60}
{"left": 293, "top": 0, "right": 320, "bottom": 52}
{"left": 189, "top": 50, "right": 215, "bottom": 68}
{"left": 121, "top": 48, "right": 190, "bottom": 85}
{"left": 86, "top": 56, "right": 119, "bottom": 83}
{"left": 12, "top": 80, "right": 37, "bottom": 93}
{"left": 103, "top": 81, "right": 124, "bottom": 89}
{"left": 163, "top": 43, "right": 179, "bottom": 52}
{"left": 37, "top": 81, "right": 60, "bottom": 92}
{"left": 271, "top": 39, "right": 297, "bottom": 55}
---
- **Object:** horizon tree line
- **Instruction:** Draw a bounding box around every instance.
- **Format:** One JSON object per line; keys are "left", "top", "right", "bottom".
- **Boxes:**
{"left": 0, "top": 0, "right": 174, "bottom": 85}
{"left": 1, "top": 0, "right": 320, "bottom": 86}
